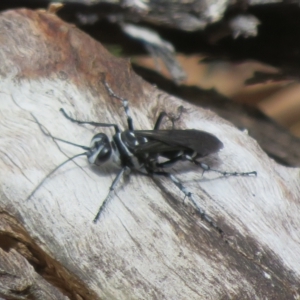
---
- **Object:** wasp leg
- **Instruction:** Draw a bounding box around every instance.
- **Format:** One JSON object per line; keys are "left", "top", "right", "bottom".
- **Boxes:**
{"left": 150, "top": 170, "right": 223, "bottom": 235}
{"left": 193, "top": 160, "right": 257, "bottom": 177}
{"left": 32, "top": 113, "right": 91, "bottom": 151}
{"left": 103, "top": 80, "right": 134, "bottom": 131}
{"left": 154, "top": 106, "right": 184, "bottom": 130}
{"left": 93, "top": 167, "right": 129, "bottom": 223}
{"left": 60, "top": 108, "right": 120, "bottom": 133}
{"left": 155, "top": 156, "right": 184, "bottom": 168}
{"left": 154, "top": 112, "right": 168, "bottom": 130}
{"left": 156, "top": 155, "right": 257, "bottom": 176}
{"left": 169, "top": 106, "right": 184, "bottom": 129}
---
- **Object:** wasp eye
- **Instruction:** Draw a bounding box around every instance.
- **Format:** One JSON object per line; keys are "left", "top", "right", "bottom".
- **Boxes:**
{"left": 88, "top": 133, "right": 112, "bottom": 165}
{"left": 94, "top": 144, "right": 112, "bottom": 165}
{"left": 90, "top": 133, "right": 108, "bottom": 148}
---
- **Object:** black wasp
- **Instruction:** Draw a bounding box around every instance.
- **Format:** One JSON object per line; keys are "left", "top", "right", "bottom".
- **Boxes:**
{"left": 31, "top": 80, "right": 256, "bottom": 235}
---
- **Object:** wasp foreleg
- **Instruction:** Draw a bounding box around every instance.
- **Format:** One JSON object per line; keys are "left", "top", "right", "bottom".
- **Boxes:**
{"left": 93, "top": 167, "right": 129, "bottom": 223}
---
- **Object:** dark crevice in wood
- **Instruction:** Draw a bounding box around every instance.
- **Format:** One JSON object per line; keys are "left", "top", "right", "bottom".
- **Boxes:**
{"left": 0, "top": 214, "right": 99, "bottom": 300}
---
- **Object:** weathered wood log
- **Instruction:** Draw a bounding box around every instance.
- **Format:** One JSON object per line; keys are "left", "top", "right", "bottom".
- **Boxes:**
{"left": 0, "top": 8, "right": 300, "bottom": 300}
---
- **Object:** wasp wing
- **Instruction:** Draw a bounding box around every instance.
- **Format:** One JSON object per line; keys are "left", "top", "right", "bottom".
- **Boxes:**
{"left": 134, "top": 130, "right": 223, "bottom": 158}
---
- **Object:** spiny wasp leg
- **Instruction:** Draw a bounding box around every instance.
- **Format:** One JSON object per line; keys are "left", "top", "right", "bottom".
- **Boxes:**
{"left": 151, "top": 170, "right": 223, "bottom": 235}
{"left": 102, "top": 80, "right": 134, "bottom": 131}
{"left": 93, "top": 167, "right": 128, "bottom": 223}
{"left": 194, "top": 161, "right": 257, "bottom": 177}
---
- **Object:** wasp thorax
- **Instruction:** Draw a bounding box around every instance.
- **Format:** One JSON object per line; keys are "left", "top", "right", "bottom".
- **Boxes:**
{"left": 88, "top": 133, "right": 112, "bottom": 165}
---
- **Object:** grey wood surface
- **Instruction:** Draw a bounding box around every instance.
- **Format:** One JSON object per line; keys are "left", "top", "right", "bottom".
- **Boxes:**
{"left": 0, "top": 8, "right": 299, "bottom": 300}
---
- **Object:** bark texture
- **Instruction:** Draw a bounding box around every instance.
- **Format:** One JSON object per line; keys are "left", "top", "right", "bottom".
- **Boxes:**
{"left": 0, "top": 8, "right": 299, "bottom": 300}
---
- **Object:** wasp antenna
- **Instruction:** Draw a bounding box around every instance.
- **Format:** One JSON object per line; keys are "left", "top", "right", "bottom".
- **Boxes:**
{"left": 31, "top": 113, "right": 90, "bottom": 151}
{"left": 60, "top": 108, "right": 121, "bottom": 133}
{"left": 27, "top": 152, "right": 87, "bottom": 201}
{"left": 31, "top": 113, "right": 52, "bottom": 137}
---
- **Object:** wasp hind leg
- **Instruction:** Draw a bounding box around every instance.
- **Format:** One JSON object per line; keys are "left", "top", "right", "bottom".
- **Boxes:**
{"left": 150, "top": 170, "right": 223, "bottom": 235}
{"left": 193, "top": 160, "right": 257, "bottom": 177}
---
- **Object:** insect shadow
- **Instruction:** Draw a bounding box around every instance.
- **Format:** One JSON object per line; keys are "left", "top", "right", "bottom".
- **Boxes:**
{"left": 29, "top": 79, "right": 256, "bottom": 235}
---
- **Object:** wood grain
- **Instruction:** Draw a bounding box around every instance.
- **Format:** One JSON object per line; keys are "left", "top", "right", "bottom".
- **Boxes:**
{"left": 0, "top": 8, "right": 299, "bottom": 300}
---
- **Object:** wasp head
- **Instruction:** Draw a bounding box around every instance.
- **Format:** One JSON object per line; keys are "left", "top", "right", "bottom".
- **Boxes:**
{"left": 87, "top": 133, "right": 113, "bottom": 166}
